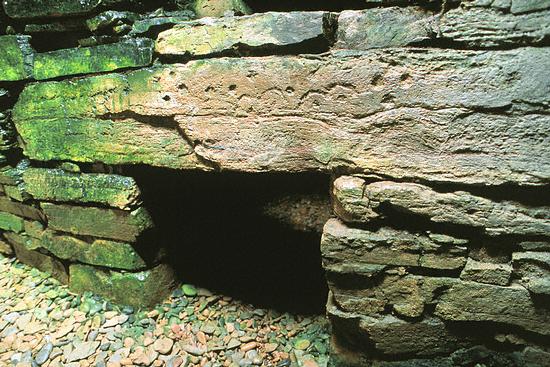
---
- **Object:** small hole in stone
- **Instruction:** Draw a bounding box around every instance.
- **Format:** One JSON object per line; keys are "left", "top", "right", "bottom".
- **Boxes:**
{"left": 229, "top": 84, "right": 237, "bottom": 91}
{"left": 286, "top": 87, "right": 295, "bottom": 94}
{"left": 162, "top": 95, "right": 171, "bottom": 101}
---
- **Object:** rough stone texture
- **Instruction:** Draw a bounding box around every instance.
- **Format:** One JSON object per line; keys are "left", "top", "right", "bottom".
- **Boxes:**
{"left": 440, "top": 6, "right": 550, "bottom": 47}
{"left": 462, "top": 0, "right": 550, "bottom": 15}
{"left": 333, "top": 178, "right": 550, "bottom": 237}
{"left": 13, "top": 48, "right": 550, "bottom": 185}
{"left": 513, "top": 251, "right": 550, "bottom": 295}
{"left": 156, "top": 11, "right": 329, "bottom": 56}
{"left": 0, "top": 211, "right": 25, "bottom": 233}
{"left": 0, "top": 196, "right": 44, "bottom": 221}
{"left": 191, "top": 0, "right": 251, "bottom": 18}
{"left": 41, "top": 203, "right": 153, "bottom": 242}
{"left": 261, "top": 194, "right": 332, "bottom": 233}
{"left": 23, "top": 168, "right": 141, "bottom": 209}
{"left": 3, "top": 0, "right": 101, "bottom": 19}
{"left": 0, "top": 111, "right": 17, "bottom": 152}
{"left": 435, "top": 281, "right": 550, "bottom": 336}
{"left": 0, "top": 238, "right": 14, "bottom": 256}
{"left": 0, "top": 35, "right": 34, "bottom": 81}
{"left": 33, "top": 38, "right": 154, "bottom": 80}
{"left": 459, "top": 258, "right": 512, "bottom": 286}
{"left": 69, "top": 263, "right": 176, "bottom": 308}
{"left": 321, "top": 218, "right": 468, "bottom": 272}
{"left": 9, "top": 238, "right": 68, "bottom": 284}
{"left": 335, "top": 8, "right": 436, "bottom": 50}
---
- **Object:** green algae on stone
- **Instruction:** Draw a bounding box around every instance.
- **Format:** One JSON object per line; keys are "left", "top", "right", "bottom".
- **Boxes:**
{"left": 3, "top": 0, "right": 101, "bottom": 19}
{"left": 24, "top": 220, "right": 45, "bottom": 239}
{"left": 9, "top": 239, "right": 68, "bottom": 284}
{"left": 69, "top": 263, "right": 176, "bottom": 308}
{"left": 0, "top": 212, "right": 25, "bottom": 233}
{"left": 33, "top": 38, "right": 154, "bottom": 80}
{"left": 40, "top": 230, "right": 148, "bottom": 270}
{"left": 86, "top": 11, "right": 139, "bottom": 32}
{"left": 156, "top": 11, "right": 327, "bottom": 56}
{"left": 3, "top": 231, "right": 42, "bottom": 251}
{"left": 0, "top": 35, "right": 34, "bottom": 82}
{"left": 23, "top": 168, "right": 141, "bottom": 209}
{"left": 4, "top": 184, "right": 31, "bottom": 202}
{"left": 41, "top": 203, "right": 153, "bottom": 242}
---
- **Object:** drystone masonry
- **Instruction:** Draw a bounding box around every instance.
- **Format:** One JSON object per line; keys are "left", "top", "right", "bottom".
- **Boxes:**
{"left": 0, "top": 0, "right": 549, "bottom": 365}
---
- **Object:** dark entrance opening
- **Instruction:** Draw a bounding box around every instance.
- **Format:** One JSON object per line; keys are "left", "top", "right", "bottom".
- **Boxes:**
{"left": 124, "top": 167, "right": 331, "bottom": 315}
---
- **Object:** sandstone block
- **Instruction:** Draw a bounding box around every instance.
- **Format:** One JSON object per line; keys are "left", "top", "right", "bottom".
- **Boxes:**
{"left": 41, "top": 203, "right": 153, "bottom": 242}
{"left": 69, "top": 263, "right": 176, "bottom": 308}
{"left": 335, "top": 7, "right": 436, "bottom": 50}
{"left": 334, "top": 178, "right": 550, "bottom": 237}
{"left": 435, "top": 281, "right": 550, "bottom": 336}
{"left": 459, "top": 258, "right": 512, "bottom": 286}
{"left": 12, "top": 48, "right": 550, "bottom": 185}
{"left": 33, "top": 38, "right": 154, "bottom": 80}
{"left": 321, "top": 218, "right": 468, "bottom": 272}
{"left": 0, "top": 197, "right": 44, "bottom": 221}
{"left": 10, "top": 239, "right": 68, "bottom": 284}
{"left": 39, "top": 230, "right": 148, "bottom": 270}
{"left": 440, "top": 6, "right": 550, "bottom": 47}
{"left": 0, "top": 212, "right": 25, "bottom": 233}
{"left": 156, "top": 11, "right": 329, "bottom": 56}
{"left": 0, "top": 36, "right": 34, "bottom": 82}
{"left": 513, "top": 251, "right": 550, "bottom": 295}
{"left": 23, "top": 168, "right": 141, "bottom": 209}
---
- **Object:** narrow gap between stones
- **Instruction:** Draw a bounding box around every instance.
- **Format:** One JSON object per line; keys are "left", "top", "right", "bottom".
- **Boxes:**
{"left": 122, "top": 166, "right": 332, "bottom": 315}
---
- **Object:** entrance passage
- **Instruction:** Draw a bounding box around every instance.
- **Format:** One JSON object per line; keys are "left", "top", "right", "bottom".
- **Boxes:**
{"left": 125, "top": 167, "right": 331, "bottom": 314}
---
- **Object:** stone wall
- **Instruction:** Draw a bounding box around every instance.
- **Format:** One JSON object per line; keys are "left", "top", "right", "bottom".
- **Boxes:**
{"left": 0, "top": 0, "right": 549, "bottom": 365}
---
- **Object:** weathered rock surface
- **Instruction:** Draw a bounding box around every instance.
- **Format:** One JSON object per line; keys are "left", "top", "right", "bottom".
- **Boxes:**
{"left": 0, "top": 36, "right": 34, "bottom": 81}
{"left": 9, "top": 238, "right": 68, "bottom": 283}
{"left": 336, "top": 8, "right": 436, "bottom": 50}
{"left": 156, "top": 11, "right": 329, "bottom": 56}
{"left": 459, "top": 258, "right": 512, "bottom": 286}
{"left": 0, "top": 111, "right": 17, "bottom": 151}
{"left": 0, "top": 196, "right": 44, "bottom": 221}
{"left": 0, "top": 212, "right": 25, "bottom": 233}
{"left": 321, "top": 218, "right": 468, "bottom": 272}
{"left": 0, "top": 238, "right": 14, "bottom": 256}
{"left": 191, "top": 0, "right": 251, "bottom": 18}
{"left": 23, "top": 168, "right": 141, "bottom": 209}
{"left": 37, "top": 230, "right": 149, "bottom": 270}
{"left": 261, "top": 194, "right": 332, "bottom": 233}
{"left": 33, "top": 38, "right": 154, "bottom": 80}
{"left": 333, "top": 178, "right": 550, "bottom": 237}
{"left": 440, "top": 6, "right": 550, "bottom": 47}
{"left": 3, "top": 0, "right": 101, "bottom": 19}
{"left": 41, "top": 203, "right": 153, "bottom": 242}
{"left": 328, "top": 302, "right": 462, "bottom": 357}
{"left": 462, "top": 0, "right": 550, "bottom": 14}
{"left": 69, "top": 263, "right": 176, "bottom": 308}
{"left": 435, "top": 281, "right": 550, "bottom": 335}
{"left": 13, "top": 48, "right": 550, "bottom": 185}
{"left": 512, "top": 251, "right": 550, "bottom": 295}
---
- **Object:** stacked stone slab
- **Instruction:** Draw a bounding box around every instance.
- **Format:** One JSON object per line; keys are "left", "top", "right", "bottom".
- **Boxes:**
{"left": 0, "top": 0, "right": 549, "bottom": 364}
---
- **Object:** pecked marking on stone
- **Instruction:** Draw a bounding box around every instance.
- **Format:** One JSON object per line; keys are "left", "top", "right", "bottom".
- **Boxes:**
{"left": 156, "top": 11, "right": 329, "bottom": 56}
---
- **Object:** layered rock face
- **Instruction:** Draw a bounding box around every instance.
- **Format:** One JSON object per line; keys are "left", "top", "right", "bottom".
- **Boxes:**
{"left": 0, "top": 0, "right": 549, "bottom": 365}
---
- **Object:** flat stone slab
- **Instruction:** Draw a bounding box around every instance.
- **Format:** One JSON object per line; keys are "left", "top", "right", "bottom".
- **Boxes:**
{"left": 33, "top": 38, "right": 154, "bottom": 80}
{"left": 69, "top": 263, "right": 176, "bottom": 308}
{"left": 41, "top": 203, "right": 153, "bottom": 242}
{"left": 156, "top": 11, "right": 329, "bottom": 56}
{"left": 12, "top": 48, "right": 550, "bottom": 185}
{"left": 23, "top": 168, "right": 141, "bottom": 209}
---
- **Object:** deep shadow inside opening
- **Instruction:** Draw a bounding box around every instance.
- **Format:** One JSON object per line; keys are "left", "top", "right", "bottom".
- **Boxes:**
{"left": 123, "top": 166, "right": 331, "bottom": 315}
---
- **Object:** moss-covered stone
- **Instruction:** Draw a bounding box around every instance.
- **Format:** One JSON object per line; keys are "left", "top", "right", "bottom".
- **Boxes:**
{"left": 40, "top": 230, "right": 148, "bottom": 270}
{"left": 69, "top": 263, "right": 176, "bottom": 308}
{"left": 0, "top": 160, "right": 30, "bottom": 185}
{"left": 23, "top": 168, "right": 141, "bottom": 209}
{"left": 41, "top": 203, "right": 153, "bottom": 242}
{"left": 3, "top": 231, "right": 42, "bottom": 251}
{"left": 33, "top": 38, "right": 154, "bottom": 80}
{"left": 24, "top": 220, "right": 45, "bottom": 238}
{"left": 0, "top": 212, "right": 25, "bottom": 233}
{"left": 0, "top": 197, "right": 44, "bottom": 221}
{"left": 0, "top": 35, "right": 34, "bottom": 81}
{"left": 156, "top": 11, "right": 327, "bottom": 56}
{"left": 4, "top": 184, "right": 31, "bottom": 202}
{"left": 3, "top": 0, "right": 101, "bottom": 19}
{"left": 9, "top": 239, "right": 68, "bottom": 284}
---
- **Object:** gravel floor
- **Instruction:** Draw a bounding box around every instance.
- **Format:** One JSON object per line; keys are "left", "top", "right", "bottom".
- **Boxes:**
{"left": 0, "top": 255, "right": 330, "bottom": 367}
